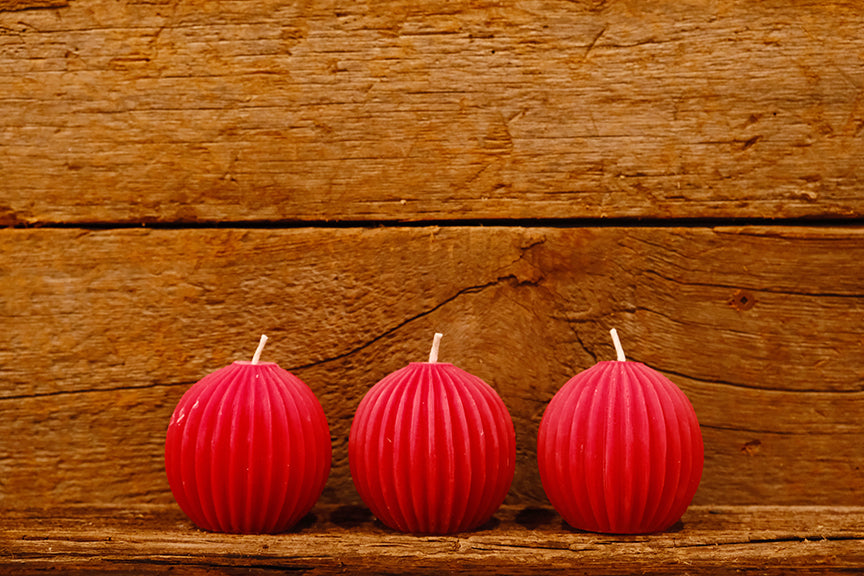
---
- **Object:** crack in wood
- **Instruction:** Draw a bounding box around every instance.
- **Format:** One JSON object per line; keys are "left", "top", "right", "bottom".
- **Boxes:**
{"left": 582, "top": 25, "right": 607, "bottom": 60}
{"left": 641, "top": 268, "right": 864, "bottom": 300}
{"left": 0, "top": 380, "right": 194, "bottom": 402}
{"left": 0, "top": 0, "right": 67, "bottom": 11}
{"left": 672, "top": 534, "right": 864, "bottom": 549}
{"left": 699, "top": 423, "right": 796, "bottom": 436}
{"left": 283, "top": 237, "right": 546, "bottom": 372}
{"left": 120, "top": 557, "right": 318, "bottom": 571}
{"left": 657, "top": 366, "right": 864, "bottom": 395}
{"left": 289, "top": 273, "right": 538, "bottom": 372}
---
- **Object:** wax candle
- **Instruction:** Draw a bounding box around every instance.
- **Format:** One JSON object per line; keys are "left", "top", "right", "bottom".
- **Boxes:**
{"left": 349, "top": 333, "right": 516, "bottom": 535}
{"left": 537, "top": 329, "right": 703, "bottom": 534}
{"left": 165, "top": 335, "right": 331, "bottom": 534}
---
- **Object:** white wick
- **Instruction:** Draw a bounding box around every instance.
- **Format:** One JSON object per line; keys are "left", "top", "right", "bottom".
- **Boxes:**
{"left": 428, "top": 332, "right": 443, "bottom": 363}
{"left": 251, "top": 334, "right": 268, "bottom": 365}
{"left": 610, "top": 328, "right": 626, "bottom": 362}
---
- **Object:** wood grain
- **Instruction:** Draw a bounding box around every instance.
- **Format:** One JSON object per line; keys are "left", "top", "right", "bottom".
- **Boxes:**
{"left": 1, "top": 226, "right": 862, "bottom": 508}
{"left": 2, "top": 505, "right": 864, "bottom": 574}
{"left": 0, "top": 0, "right": 66, "bottom": 12}
{"left": 1, "top": 0, "right": 863, "bottom": 224}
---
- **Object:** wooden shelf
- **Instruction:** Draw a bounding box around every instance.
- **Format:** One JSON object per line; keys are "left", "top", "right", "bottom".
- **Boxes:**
{"left": 3, "top": 505, "right": 863, "bottom": 574}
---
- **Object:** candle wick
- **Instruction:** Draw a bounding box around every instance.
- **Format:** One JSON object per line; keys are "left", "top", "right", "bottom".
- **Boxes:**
{"left": 610, "top": 328, "right": 626, "bottom": 362}
{"left": 251, "top": 334, "right": 268, "bottom": 365}
{"left": 428, "top": 332, "right": 443, "bottom": 363}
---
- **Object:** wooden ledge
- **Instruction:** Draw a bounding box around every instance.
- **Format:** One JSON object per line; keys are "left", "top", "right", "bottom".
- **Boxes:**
{"left": 2, "top": 505, "right": 863, "bottom": 574}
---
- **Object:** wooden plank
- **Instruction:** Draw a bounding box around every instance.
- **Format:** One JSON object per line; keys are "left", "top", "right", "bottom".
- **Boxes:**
{"left": 2, "top": 505, "right": 864, "bottom": 574}
{"left": 1, "top": 226, "right": 862, "bottom": 508}
{"left": 2, "top": 1, "right": 864, "bottom": 224}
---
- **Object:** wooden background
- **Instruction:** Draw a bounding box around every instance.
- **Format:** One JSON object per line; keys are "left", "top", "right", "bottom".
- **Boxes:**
{"left": 1, "top": 0, "right": 863, "bottom": 515}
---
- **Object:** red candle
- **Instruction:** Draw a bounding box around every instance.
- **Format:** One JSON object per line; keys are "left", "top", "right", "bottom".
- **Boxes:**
{"left": 165, "top": 335, "right": 331, "bottom": 534}
{"left": 537, "top": 329, "right": 703, "bottom": 534}
{"left": 349, "top": 333, "right": 516, "bottom": 534}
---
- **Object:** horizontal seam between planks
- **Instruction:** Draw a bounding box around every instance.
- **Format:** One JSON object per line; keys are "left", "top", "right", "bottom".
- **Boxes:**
{"left": 6, "top": 216, "right": 864, "bottom": 231}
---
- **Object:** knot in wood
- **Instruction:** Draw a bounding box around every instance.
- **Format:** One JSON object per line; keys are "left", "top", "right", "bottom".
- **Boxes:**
{"left": 729, "top": 289, "right": 757, "bottom": 311}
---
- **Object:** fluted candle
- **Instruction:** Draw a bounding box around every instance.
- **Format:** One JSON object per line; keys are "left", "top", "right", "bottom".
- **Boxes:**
{"left": 537, "top": 329, "right": 703, "bottom": 534}
{"left": 349, "top": 333, "right": 515, "bottom": 534}
{"left": 165, "top": 335, "right": 331, "bottom": 534}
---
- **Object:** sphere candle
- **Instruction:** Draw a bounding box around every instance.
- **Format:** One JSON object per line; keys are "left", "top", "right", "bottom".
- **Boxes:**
{"left": 537, "top": 329, "right": 703, "bottom": 534}
{"left": 165, "top": 335, "right": 331, "bottom": 534}
{"left": 349, "top": 333, "right": 516, "bottom": 535}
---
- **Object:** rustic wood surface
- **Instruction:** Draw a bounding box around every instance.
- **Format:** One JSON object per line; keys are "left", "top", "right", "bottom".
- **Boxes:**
{"left": 2, "top": 0, "right": 864, "bottom": 225}
{"left": 3, "top": 0, "right": 862, "bottom": 572}
{"left": 1, "top": 226, "right": 862, "bottom": 509}
{"left": 2, "top": 505, "right": 864, "bottom": 574}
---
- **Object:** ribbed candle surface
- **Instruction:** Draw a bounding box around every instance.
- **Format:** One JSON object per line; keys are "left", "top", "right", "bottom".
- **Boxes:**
{"left": 537, "top": 361, "right": 703, "bottom": 534}
{"left": 349, "top": 362, "right": 515, "bottom": 535}
{"left": 165, "top": 361, "right": 331, "bottom": 534}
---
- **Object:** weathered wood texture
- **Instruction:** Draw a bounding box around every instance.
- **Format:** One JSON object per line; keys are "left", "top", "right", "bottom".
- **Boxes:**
{"left": 0, "top": 0, "right": 66, "bottom": 12}
{"left": 2, "top": 0, "right": 863, "bottom": 225}
{"left": 1, "top": 226, "right": 862, "bottom": 509}
{"left": 2, "top": 505, "right": 864, "bottom": 574}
